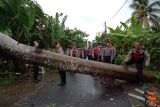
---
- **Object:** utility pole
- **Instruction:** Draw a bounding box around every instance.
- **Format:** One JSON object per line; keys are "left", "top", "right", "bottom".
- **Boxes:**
{"left": 104, "top": 21, "right": 107, "bottom": 35}
{"left": 101, "top": 21, "right": 108, "bottom": 44}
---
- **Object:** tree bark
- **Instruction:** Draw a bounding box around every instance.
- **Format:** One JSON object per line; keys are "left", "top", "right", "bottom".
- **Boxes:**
{"left": 0, "top": 32, "right": 155, "bottom": 82}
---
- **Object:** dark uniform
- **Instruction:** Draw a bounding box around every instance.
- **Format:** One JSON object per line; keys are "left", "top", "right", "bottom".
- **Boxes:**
{"left": 103, "top": 47, "right": 112, "bottom": 63}
{"left": 57, "top": 46, "right": 66, "bottom": 86}
{"left": 32, "top": 40, "right": 44, "bottom": 82}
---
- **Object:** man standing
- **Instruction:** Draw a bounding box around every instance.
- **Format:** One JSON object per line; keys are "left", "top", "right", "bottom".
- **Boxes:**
{"left": 99, "top": 46, "right": 103, "bottom": 62}
{"left": 94, "top": 45, "right": 100, "bottom": 61}
{"left": 103, "top": 43, "right": 112, "bottom": 63}
{"left": 32, "top": 40, "right": 41, "bottom": 83}
{"left": 56, "top": 42, "right": 66, "bottom": 86}
{"left": 123, "top": 41, "right": 150, "bottom": 86}
{"left": 72, "top": 46, "right": 78, "bottom": 57}
{"left": 87, "top": 46, "right": 94, "bottom": 60}
{"left": 83, "top": 47, "right": 87, "bottom": 59}
{"left": 110, "top": 43, "right": 116, "bottom": 64}
{"left": 79, "top": 48, "right": 84, "bottom": 59}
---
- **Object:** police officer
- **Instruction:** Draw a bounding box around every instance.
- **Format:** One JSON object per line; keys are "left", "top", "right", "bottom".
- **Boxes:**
{"left": 32, "top": 40, "right": 41, "bottom": 83}
{"left": 123, "top": 41, "right": 150, "bottom": 86}
{"left": 103, "top": 43, "right": 112, "bottom": 63}
{"left": 56, "top": 42, "right": 66, "bottom": 86}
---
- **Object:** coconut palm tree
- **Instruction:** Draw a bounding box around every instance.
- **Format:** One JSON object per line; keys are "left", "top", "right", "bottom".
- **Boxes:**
{"left": 129, "top": 0, "right": 160, "bottom": 30}
{"left": 0, "top": 32, "right": 155, "bottom": 82}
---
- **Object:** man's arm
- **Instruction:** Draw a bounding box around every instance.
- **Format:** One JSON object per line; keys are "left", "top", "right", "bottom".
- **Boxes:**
{"left": 114, "top": 48, "right": 116, "bottom": 58}
{"left": 110, "top": 48, "right": 113, "bottom": 62}
{"left": 144, "top": 50, "right": 150, "bottom": 67}
{"left": 70, "top": 49, "right": 73, "bottom": 57}
{"left": 123, "top": 50, "right": 132, "bottom": 64}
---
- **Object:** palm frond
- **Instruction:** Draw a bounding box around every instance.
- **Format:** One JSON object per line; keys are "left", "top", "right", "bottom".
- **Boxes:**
{"left": 32, "top": 0, "right": 44, "bottom": 18}
{"left": 61, "top": 15, "right": 68, "bottom": 28}
{"left": 147, "top": 1, "right": 160, "bottom": 10}
{"left": 149, "top": 14, "right": 160, "bottom": 31}
{"left": 129, "top": 2, "right": 140, "bottom": 10}
{"left": 148, "top": 8, "right": 160, "bottom": 13}
{"left": 131, "top": 10, "right": 139, "bottom": 16}
{"left": 125, "top": 18, "right": 131, "bottom": 24}
{"left": 120, "top": 22, "right": 128, "bottom": 30}
{"left": 132, "top": 0, "right": 143, "bottom": 4}
{"left": 149, "top": 13, "right": 160, "bottom": 21}
{"left": 142, "top": 0, "right": 149, "bottom": 7}
{"left": 132, "top": 0, "right": 139, "bottom": 2}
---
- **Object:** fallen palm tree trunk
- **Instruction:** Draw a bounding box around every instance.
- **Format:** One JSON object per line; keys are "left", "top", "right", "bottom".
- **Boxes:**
{"left": 0, "top": 32, "right": 155, "bottom": 82}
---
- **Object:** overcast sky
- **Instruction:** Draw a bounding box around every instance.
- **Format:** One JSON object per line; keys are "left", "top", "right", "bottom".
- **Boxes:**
{"left": 35, "top": 0, "right": 133, "bottom": 40}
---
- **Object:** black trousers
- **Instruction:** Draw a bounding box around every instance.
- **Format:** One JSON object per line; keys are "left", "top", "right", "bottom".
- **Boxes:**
{"left": 94, "top": 55, "right": 98, "bottom": 61}
{"left": 88, "top": 55, "right": 93, "bottom": 60}
{"left": 112, "top": 58, "right": 115, "bottom": 64}
{"left": 83, "top": 54, "right": 87, "bottom": 59}
{"left": 104, "top": 56, "right": 111, "bottom": 63}
{"left": 126, "top": 60, "right": 144, "bottom": 83}
{"left": 136, "top": 63, "right": 144, "bottom": 84}
{"left": 33, "top": 65, "right": 39, "bottom": 80}
{"left": 59, "top": 69, "right": 66, "bottom": 84}
{"left": 99, "top": 56, "right": 102, "bottom": 62}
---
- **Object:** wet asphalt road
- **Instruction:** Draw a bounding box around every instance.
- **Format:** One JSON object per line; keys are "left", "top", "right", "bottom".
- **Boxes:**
{"left": 18, "top": 73, "right": 132, "bottom": 107}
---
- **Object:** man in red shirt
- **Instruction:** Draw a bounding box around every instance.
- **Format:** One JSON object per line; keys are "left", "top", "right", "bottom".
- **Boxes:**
{"left": 94, "top": 45, "right": 100, "bottom": 61}
{"left": 87, "top": 46, "right": 94, "bottom": 60}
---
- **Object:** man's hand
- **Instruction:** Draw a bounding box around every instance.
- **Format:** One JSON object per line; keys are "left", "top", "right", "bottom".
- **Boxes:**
{"left": 122, "top": 60, "right": 127, "bottom": 65}
{"left": 145, "top": 62, "right": 150, "bottom": 67}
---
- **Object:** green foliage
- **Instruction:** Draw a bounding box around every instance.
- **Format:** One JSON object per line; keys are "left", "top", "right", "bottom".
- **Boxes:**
{"left": 155, "top": 74, "right": 160, "bottom": 83}
{"left": 148, "top": 64, "right": 157, "bottom": 71}
{"left": 28, "top": 103, "right": 34, "bottom": 107}
{"left": 0, "top": 0, "right": 87, "bottom": 49}
{"left": 94, "top": 15, "right": 160, "bottom": 71}
{"left": 0, "top": 76, "right": 17, "bottom": 86}
{"left": 0, "top": 28, "right": 12, "bottom": 37}
{"left": 115, "top": 55, "right": 126, "bottom": 65}
{"left": 47, "top": 103, "right": 56, "bottom": 107}
{"left": 149, "top": 48, "right": 160, "bottom": 70}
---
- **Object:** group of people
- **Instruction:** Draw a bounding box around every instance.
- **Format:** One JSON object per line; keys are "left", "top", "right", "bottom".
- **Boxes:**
{"left": 88, "top": 43, "right": 116, "bottom": 64}
{"left": 56, "top": 41, "right": 150, "bottom": 87}
{"left": 65, "top": 43, "right": 116, "bottom": 64}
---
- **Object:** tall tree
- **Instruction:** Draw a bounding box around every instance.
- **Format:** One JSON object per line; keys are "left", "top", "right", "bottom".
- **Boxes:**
{"left": 129, "top": 0, "right": 160, "bottom": 30}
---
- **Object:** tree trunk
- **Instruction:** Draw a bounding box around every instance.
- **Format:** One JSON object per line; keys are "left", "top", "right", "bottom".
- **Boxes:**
{"left": 0, "top": 32, "right": 155, "bottom": 82}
